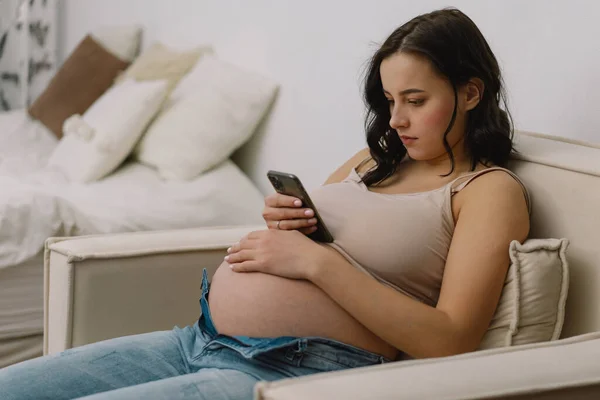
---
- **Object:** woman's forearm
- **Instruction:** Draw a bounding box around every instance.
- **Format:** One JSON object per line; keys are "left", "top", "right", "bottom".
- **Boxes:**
{"left": 308, "top": 247, "right": 473, "bottom": 359}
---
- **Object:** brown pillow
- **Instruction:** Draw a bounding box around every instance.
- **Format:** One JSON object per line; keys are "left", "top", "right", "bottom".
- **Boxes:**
{"left": 28, "top": 35, "right": 130, "bottom": 138}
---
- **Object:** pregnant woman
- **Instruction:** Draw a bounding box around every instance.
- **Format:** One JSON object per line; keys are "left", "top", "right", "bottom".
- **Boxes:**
{"left": 0, "top": 8, "right": 530, "bottom": 400}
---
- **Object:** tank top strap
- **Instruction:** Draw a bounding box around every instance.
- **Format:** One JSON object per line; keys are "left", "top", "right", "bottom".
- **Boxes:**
{"left": 451, "top": 167, "right": 531, "bottom": 214}
{"left": 355, "top": 156, "right": 373, "bottom": 174}
{"left": 344, "top": 156, "right": 373, "bottom": 184}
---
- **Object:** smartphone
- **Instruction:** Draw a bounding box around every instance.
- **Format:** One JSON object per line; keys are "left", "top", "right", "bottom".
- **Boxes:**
{"left": 267, "top": 170, "right": 334, "bottom": 243}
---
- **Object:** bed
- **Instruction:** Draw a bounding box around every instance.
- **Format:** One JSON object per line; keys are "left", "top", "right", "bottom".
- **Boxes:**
{"left": 0, "top": 109, "right": 266, "bottom": 367}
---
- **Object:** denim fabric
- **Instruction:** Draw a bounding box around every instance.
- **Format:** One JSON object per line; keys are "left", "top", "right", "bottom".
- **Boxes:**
{"left": 0, "top": 268, "right": 392, "bottom": 400}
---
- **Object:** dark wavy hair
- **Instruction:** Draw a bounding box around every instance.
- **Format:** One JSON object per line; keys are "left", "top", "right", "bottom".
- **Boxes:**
{"left": 362, "top": 8, "right": 514, "bottom": 186}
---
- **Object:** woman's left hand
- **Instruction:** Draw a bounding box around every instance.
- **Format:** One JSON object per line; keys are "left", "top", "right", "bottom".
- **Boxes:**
{"left": 224, "top": 229, "right": 326, "bottom": 281}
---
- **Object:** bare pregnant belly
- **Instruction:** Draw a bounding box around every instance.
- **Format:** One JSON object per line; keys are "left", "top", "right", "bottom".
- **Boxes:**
{"left": 207, "top": 262, "right": 399, "bottom": 360}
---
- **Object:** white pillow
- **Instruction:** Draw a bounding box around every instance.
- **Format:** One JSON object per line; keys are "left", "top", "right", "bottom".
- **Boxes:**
{"left": 134, "top": 56, "right": 279, "bottom": 180}
{"left": 91, "top": 25, "right": 143, "bottom": 62}
{"left": 47, "top": 79, "right": 169, "bottom": 183}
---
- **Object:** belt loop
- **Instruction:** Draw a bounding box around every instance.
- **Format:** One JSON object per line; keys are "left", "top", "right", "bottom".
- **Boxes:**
{"left": 297, "top": 339, "right": 307, "bottom": 353}
{"left": 285, "top": 339, "right": 307, "bottom": 363}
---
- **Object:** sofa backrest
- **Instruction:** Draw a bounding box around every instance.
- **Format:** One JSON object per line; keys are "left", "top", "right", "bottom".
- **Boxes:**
{"left": 509, "top": 131, "right": 600, "bottom": 338}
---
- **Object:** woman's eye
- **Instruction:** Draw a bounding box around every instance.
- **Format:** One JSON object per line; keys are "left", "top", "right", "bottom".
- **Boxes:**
{"left": 407, "top": 99, "right": 425, "bottom": 106}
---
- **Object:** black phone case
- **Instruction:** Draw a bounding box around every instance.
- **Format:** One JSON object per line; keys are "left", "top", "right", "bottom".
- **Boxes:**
{"left": 267, "top": 170, "right": 334, "bottom": 243}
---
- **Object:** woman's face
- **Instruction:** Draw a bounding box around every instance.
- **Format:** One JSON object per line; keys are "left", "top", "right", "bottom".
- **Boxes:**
{"left": 379, "top": 52, "right": 470, "bottom": 163}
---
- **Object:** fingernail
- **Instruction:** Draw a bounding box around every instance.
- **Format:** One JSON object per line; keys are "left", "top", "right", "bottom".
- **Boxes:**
{"left": 294, "top": 200, "right": 302, "bottom": 206}
{"left": 308, "top": 218, "right": 317, "bottom": 224}
{"left": 227, "top": 247, "right": 232, "bottom": 253}
{"left": 304, "top": 209, "right": 314, "bottom": 217}
{"left": 224, "top": 256, "right": 230, "bottom": 261}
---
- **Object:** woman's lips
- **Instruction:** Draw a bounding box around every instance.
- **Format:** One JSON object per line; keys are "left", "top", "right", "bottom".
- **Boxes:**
{"left": 400, "top": 135, "right": 417, "bottom": 145}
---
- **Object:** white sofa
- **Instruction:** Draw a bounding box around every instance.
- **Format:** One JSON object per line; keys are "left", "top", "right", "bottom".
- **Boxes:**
{"left": 43, "top": 131, "right": 600, "bottom": 399}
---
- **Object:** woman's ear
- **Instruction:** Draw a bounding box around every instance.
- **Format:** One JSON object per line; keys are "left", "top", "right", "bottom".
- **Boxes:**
{"left": 464, "top": 78, "right": 484, "bottom": 111}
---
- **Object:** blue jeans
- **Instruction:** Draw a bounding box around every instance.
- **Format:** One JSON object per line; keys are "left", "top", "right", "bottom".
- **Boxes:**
{"left": 0, "top": 269, "right": 393, "bottom": 399}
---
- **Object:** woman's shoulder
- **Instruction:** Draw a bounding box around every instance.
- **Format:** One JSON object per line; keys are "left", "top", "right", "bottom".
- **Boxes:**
{"left": 453, "top": 165, "right": 531, "bottom": 217}
{"left": 456, "top": 166, "right": 528, "bottom": 194}
{"left": 451, "top": 166, "right": 531, "bottom": 252}
{"left": 323, "top": 148, "right": 373, "bottom": 185}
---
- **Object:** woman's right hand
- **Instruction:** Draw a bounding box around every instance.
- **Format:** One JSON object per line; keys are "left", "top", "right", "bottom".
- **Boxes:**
{"left": 262, "top": 193, "right": 318, "bottom": 235}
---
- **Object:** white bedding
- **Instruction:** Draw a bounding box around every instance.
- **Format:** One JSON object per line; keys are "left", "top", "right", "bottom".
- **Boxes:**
{"left": 0, "top": 109, "right": 58, "bottom": 177}
{"left": 0, "top": 110, "right": 266, "bottom": 270}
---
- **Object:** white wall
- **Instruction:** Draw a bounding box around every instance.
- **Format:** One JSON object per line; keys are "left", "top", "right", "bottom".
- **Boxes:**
{"left": 58, "top": 0, "right": 600, "bottom": 193}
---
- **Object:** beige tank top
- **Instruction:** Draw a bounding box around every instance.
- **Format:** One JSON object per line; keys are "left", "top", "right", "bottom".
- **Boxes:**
{"left": 309, "top": 166, "right": 531, "bottom": 307}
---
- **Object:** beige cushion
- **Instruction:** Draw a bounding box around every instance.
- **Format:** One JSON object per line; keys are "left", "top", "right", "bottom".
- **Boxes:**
{"left": 479, "top": 238, "right": 570, "bottom": 349}
{"left": 116, "top": 42, "right": 212, "bottom": 92}
{"left": 28, "top": 35, "right": 130, "bottom": 138}
{"left": 90, "top": 25, "right": 143, "bottom": 62}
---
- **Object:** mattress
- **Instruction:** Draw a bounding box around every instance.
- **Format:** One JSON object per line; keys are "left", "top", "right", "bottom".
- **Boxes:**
{"left": 0, "top": 255, "right": 44, "bottom": 368}
{"left": 0, "top": 254, "right": 44, "bottom": 341}
{"left": 0, "top": 334, "right": 42, "bottom": 369}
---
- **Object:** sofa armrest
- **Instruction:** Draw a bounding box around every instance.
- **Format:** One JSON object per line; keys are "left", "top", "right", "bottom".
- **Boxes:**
{"left": 43, "top": 225, "right": 264, "bottom": 355}
{"left": 255, "top": 332, "right": 600, "bottom": 400}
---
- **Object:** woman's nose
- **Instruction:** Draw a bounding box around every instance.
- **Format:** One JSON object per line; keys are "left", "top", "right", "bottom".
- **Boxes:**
{"left": 389, "top": 108, "right": 409, "bottom": 130}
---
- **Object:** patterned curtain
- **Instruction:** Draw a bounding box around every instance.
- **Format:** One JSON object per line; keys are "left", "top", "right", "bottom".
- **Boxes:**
{"left": 0, "top": 0, "right": 57, "bottom": 111}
